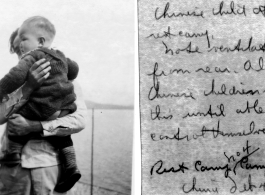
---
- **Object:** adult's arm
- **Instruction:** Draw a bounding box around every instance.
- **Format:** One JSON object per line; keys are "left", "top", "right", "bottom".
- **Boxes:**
{"left": 41, "top": 81, "right": 87, "bottom": 136}
{"left": 0, "top": 87, "right": 24, "bottom": 124}
{"left": 0, "top": 59, "right": 50, "bottom": 124}
{"left": 0, "top": 54, "right": 40, "bottom": 96}
{"left": 7, "top": 81, "right": 87, "bottom": 137}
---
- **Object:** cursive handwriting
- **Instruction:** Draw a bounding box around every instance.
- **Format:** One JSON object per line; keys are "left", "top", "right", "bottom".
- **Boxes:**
{"left": 204, "top": 79, "right": 260, "bottom": 96}
{"left": 147, "top": 63, "right": 195, "bottom": 100}
{"left": 196, "top": 66, "right": 231, "bottom": 73}
{"left": 147, "top": 78, "right": 195, "bottom": 100}
{"left": 147, "top": 62, "right": 190, "bottom": 78}
{"left": 253, "top": 5, "right": 265, "bottom": 17}
{"left": 244, "top": 57, "right": 265, "bottom": 72}
{"left": 202, "top": 120, "right": 265, "bottom": 139}
{"left": 236, "top": 99, "right": 265, "bottom": 114}
{"left": 155, "top": 2, "right": 204, "bottom": 20}
{"left": 151, "top": 120, "right": 265, "bottom": 142}
{"left": 228, "top": 174, "right": 265, "bottom": 193}
{"left": 151, "top": 105, "right": 173, "bottom": 120}
{"left": 150, "top": 127, "right": 189, "bottom": 142}
{"left": 150, "top": 160, "right": 188, "bottom": 175}
{"left": 162, "top": 41, "right": 202, "bottom": 55}
{"left": 183, "top": 104, "right": 225, "bottom": 118}
{"left": 147, "top": 27, "right": 211, "bottom": 48}
{"left": 143, "top": 2, "right": 265, "bottom": 194}
{"left": 147, "top": 26, "right": 176, "bottom": 39}
{"left": 182, "top": 177, "right": 218, "bottom": 193}
{"left": 195, "top": 160, "right": 231, "bottom": 177}
{"left": 194, "top": 141, "right": 260, "bottom": 178}
{"left": 208, "top": 37, "right": 265, "bottom": 53}
{"left": 212, "top": 1, "right": 246, "bottom": 16}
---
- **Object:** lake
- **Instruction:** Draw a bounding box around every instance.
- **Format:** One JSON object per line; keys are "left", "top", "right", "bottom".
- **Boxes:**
{"left": 72, "top": 109, "right": 133, "bottom": 195}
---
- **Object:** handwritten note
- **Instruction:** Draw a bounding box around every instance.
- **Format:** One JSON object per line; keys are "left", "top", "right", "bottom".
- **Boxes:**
{"left": 139, "top": 0, "right": 265, "bottom": 194}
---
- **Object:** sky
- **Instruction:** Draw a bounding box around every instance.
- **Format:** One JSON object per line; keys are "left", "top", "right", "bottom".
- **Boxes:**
{"left": 0, "top": 0, "right": 134, "bottom": 105}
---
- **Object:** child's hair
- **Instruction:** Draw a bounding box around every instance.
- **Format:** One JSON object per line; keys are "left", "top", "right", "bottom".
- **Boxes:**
{"left": 22, "top": 16, "right": 56, "bottom": 42}
{"left": 9, "top": 28, "right": 21, "bottom": 56}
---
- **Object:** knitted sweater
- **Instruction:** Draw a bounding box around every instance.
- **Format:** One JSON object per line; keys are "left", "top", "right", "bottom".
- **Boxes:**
{"left": 0, "top": 48, "right": 79, "bottom": 120}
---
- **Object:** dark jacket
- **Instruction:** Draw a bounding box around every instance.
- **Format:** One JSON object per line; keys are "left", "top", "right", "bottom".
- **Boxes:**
{"left": 0, "top": 48, "right": 79, "bottom": 120}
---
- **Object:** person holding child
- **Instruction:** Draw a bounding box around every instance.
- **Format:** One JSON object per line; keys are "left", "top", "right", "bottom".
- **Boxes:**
{"left": 0, "top": 16, "right": 87, "bottom": 195}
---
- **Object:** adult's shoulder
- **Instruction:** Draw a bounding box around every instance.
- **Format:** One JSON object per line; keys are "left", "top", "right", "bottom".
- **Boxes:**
{"left": 73, "top": 80, "right": 83, "bottom": 95}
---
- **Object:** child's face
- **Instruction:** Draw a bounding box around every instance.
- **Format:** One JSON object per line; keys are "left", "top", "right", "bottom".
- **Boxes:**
{"left": 13, "top": 35, "right": 22, "bottom": 58}
{"left": 18, "top": 25, "right": 40, "bottom": 54}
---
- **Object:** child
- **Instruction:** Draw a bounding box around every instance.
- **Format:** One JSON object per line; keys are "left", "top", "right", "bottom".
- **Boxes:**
{"left": 0, "top": 16, "right": 81, "bottom": 192}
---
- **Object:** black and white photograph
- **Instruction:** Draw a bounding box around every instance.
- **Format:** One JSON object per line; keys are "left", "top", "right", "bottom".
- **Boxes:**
{"left": 0, "top": 0, "right": 134, "bottom": 194}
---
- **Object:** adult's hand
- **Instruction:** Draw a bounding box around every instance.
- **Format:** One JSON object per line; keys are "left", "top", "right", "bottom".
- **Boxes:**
{"left": 25, "top": 58, "right": 51, "bottom": 90}
{"left": 22, "top": 59, "right": 51, "bottom": 98}
{"left": 7, "top": 114, "right": 42, "bottom": 137}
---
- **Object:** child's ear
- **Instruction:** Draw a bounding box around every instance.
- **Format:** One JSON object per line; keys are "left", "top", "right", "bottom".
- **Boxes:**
{"left": 38, "top": 37, "right": 45, "bottom": 47}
